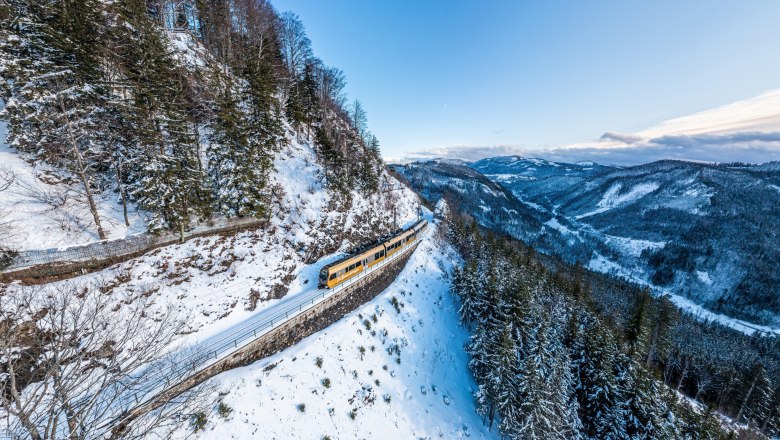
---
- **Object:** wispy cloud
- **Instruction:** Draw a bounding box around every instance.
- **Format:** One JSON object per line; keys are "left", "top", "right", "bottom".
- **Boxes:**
{"left": 396, "top": 88, "right": 780, "bottom": 165}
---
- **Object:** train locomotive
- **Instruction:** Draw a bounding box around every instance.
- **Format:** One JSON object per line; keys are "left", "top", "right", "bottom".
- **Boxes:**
{"left": 318, "top": 219, "right": 428, "bottom": 289}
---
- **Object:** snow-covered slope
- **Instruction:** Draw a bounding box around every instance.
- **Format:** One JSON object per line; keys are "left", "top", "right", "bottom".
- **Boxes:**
{"left": 397, "top": 157, "right": 780, "bottom": 331}
{"left": 1, "top": 132, "right": 419, "bottom": 338}
{"left": 164, "top": 223, "right": 494, "bottom": 440}
{"left": 0, "top": 100, "right": 148, "bottom": 250}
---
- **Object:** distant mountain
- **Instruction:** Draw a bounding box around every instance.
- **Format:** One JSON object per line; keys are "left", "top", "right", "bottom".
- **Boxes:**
{"left": 471, "top": 155, "right": 616, "bottom": 182}
{"left": 397, "top": 156, "right": 780, "bottom": 327}
{"left": 390, "top": 160, "right": 554, "bottom": 245}
{"left": 534, "top": 160, "right": 780, "bottom": 325}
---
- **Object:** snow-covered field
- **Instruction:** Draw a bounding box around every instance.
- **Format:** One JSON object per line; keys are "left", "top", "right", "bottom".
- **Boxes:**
{"left": 576, "top": 182, "right": 659, "bottom": 219}
{"left": 163, "top": 225, "right": 495, "bottom": 440}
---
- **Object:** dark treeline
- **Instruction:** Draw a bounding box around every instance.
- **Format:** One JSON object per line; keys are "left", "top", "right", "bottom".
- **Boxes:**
{"left": 0, "top": 0, "right": 382, "bottom": 238}
{"left": 443, "top": 209, "right": 780, "bottom": 439}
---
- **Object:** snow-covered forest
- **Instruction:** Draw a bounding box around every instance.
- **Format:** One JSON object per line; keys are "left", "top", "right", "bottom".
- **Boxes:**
{"left": 444, "top": 207, "right": 780, "bottom": 439}
{"left": 0, "top": 0, "right": 382, "bottom": 247}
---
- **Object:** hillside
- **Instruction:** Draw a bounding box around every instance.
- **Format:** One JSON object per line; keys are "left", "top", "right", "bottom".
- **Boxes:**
{"left": 472, "top": 157, "right": 780, "bottom": 327}
{"left": 162, "top": 222, "right": 494, "bottom": 440}
{"left": 396, "top": 156, "right": 780, "bottom": 329}
{"left": 0, "top": 2, "right": 490, "bottom": 439}
{"left": 390, "top": 160, "right": 552, "bottom": 244}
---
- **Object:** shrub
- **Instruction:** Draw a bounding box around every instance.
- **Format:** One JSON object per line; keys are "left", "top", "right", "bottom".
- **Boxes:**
{"left": 322, "top": 378, "right": 331, "bottom": 388}
{"left": 390, "top": 297, "right": 401, "bottom": 313}
{"left": 297, "top": 403, "right": 306, "bottom": 413}
{"left": 217, "top": 401, "right": 233, "bottom": 419}
{"left": 315, "top": 357, "right": 323, "bottom": 368}
{"left": 190, "top": 411, "right": 208, "bottom": 432}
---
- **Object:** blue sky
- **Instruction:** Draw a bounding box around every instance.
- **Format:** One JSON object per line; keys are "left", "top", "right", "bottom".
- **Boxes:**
{"left": 273, "top": 0, "right": 780, "bottom": 164}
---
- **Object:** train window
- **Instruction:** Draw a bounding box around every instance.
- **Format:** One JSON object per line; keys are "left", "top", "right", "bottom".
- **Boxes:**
{"left": 357, "top": 261, "right": 362, "bottom": 267}
{"left": 329, "top": 273, "right": 337, "bottom": 280}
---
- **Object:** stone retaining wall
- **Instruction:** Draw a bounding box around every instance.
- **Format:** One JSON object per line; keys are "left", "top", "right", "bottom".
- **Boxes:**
{"left": 111, "top": 244, "right": 417, "bottom": 436}
{"left": 0, "top": 217, "right": 265, "bottom": 283}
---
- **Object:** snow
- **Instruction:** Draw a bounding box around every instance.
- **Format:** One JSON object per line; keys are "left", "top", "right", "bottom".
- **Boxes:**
{"left": 696, "top": 270, "right": 712, "bottom": 285}
{"left": 576, "top": 182, "right": 659, "bottom": 219}
{"left": 666, "top": 293, "right": 780, "bottom": 337}
{"left": 0, "top": 101, "right": 148, "bottom": 250}
{"left": 588, "top": 252, "right": 780, "bottom": 336}
{"left": 544, "top": 218, "right": 578, "bottom": 236}
{"left": 163, "top": 224, "right": 495, "bottom": 440}
{"left": 485, "top": 173, "right": 536, "bottom": 182}
{"left": 1, "top": 126, "right": 433, "bottom": 436}
{"left": 587, "top": 252, "right": 631, "bottom": 277}
{"left": 0, "top": 126, "right": 421, "bottom": 353}
{"left": 604, "top": 234, "right": 665, "bottom": 258}
{"left": 167, "top": 31, "right": 208, "bottom": 68}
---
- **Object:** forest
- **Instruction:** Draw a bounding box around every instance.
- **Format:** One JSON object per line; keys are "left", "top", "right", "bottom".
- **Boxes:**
{"left": 443, "top": 208, "right": 780, "bottom": 439}
{"left": 0, "top": 0, "right": 382, "bottom": 243}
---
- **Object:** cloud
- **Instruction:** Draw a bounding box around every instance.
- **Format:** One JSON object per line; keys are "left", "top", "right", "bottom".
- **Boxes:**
{"left": 599, "top": 131, "right": 645, "bottom": 144}
{"left": 396, "top": 88, "right": 780, "bottom": 166}
{"left": 398, "top": 132, "right": 780, "bottom": 166}
{"left": 399, "top": 144, "right": 533, "bottom": 163}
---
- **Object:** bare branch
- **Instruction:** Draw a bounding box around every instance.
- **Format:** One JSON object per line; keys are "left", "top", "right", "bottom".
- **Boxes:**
{"left": 0, "top": 282, "right": 207, "bottom": 439}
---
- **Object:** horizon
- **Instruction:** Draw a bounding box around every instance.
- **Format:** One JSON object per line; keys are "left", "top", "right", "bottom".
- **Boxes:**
{"left": 274, "top": 0, "right": 780, "bottom": 166}
{"left": 388, "top": 153, "right": 780, "bottom": 168}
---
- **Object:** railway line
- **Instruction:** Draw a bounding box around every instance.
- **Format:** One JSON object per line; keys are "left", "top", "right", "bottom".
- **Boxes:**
{"left": 100, "top": 218, "right": 431, "bottom": 435}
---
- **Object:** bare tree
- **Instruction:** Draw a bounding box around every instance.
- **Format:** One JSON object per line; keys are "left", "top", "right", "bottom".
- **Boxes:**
{"left": 350, "top": 99, "right": 368, "bottom": 141}
{"left": 54, "top": 89, "right": 108, "bottom": 240}
{"left": 0, "top": 166, "right": 16, "bottom": 261}
{"left": 0, "top": 283, "right": 204, "bottom": 439}
{"left": 0, "top": 166, "right": 12, "bottom": 192}
{"left": 278, "top": 11, "right": 312, "bottom": 80}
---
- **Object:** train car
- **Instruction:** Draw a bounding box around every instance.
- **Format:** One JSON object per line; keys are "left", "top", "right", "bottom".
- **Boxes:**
{"left": 318, "top": 219, "right": 428, "bottom": 289}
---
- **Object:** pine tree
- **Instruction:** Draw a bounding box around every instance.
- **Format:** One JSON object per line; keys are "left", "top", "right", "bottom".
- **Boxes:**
{"left": 514, "top": 316, "right": 572, "bottom": 439}
{"left": 736, "top": 363, "right": 774, "bottom": 427}
{"left": 1, "top": 0, "right": 110, "bottom": 239}
{"left": 115, "top": 0, "right": 210, "bottom": 233}
{"left": 577, "top": 320, "right": 627, "bottom": 439}
{"left": 207, "top": 68, "right": 268, "bottom": 218}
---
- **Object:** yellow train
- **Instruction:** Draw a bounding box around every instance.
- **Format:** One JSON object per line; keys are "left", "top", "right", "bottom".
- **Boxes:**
{"left": 318, "top": 219, "right": 428, "bottom": 289}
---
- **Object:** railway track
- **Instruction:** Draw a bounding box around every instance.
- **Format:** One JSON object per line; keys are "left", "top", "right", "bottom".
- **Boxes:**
{"left": 101, "top": 224, "right": 430, "bottom": 436}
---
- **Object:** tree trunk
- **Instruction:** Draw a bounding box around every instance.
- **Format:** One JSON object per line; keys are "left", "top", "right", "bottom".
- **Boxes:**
{"left": 737, "top": 375, "right": 758, "bottom": 422}
{"left": 78, "top": 167, "right": 107, "bottom": 240}
{"left": 65, "top": 121, "right": 107, "bottom": 240}
{"left": 115, "top": 162, "right": 130, "bottom": 227}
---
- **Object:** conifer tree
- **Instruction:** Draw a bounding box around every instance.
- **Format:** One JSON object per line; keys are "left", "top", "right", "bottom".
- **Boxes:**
{"left": 736, "top": 363, "right": 774, "bottom": 427}
{"left": 1, "top": 0, "right": 111, "bottom": 239}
